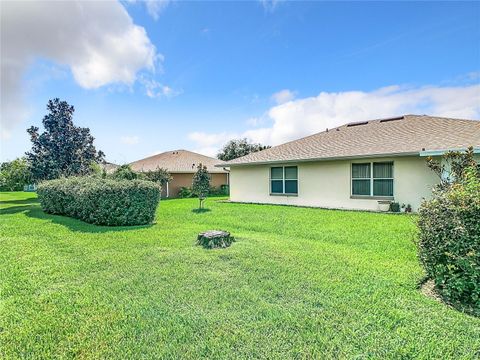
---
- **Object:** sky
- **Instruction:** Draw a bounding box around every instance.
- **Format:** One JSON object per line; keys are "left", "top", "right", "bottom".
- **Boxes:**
{"left": 1, "top": 0, "right": 479, "bottom": 164}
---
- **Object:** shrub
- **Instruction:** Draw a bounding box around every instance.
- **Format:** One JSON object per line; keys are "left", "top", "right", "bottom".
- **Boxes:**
{"left": 389, "top": 202, "right": 400, "bottom": 212}
{"left": 0, "top": 158, "right": 32, "bottom": 191}
{"left": 178, "top": 186, "right": 195, "bottom": 198}
{"left": 418, "top": 149, "right": 480, "bottom": 314}
{"left": 208, "top": 184, "right": 230, "bottom": 196}
{"left": 110, "top": 164, "right": 138, "bottom": 180}
{"left": 37, "top": 177, "right": 161, "bottom": 226}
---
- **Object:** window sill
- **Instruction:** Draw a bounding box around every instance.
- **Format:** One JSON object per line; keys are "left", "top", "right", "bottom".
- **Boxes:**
{"left": 350, "top": 195, "right": 394, "bottom": 200}
{"left": 270, "top": 193, "right": 298, "bottom": 197}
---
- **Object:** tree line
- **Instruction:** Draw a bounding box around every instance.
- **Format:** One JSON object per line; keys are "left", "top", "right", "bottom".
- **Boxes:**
{"left": 1, "top": 98, "right": 270, "bottom": 191}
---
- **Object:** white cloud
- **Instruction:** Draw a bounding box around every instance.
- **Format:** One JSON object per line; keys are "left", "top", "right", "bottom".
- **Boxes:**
{"left": 120, "top": 135, "right": 140, "bottom": 145}
{"left": 246, "top": 117, "right": 263, "bottom": 127}
{"left": 192, "top": 147, "right": 221, "bottom": 158}
{"left": 145, "top": 0, "right": 171, "bottom": 20}
{"left": 188, "top": 131, "right": 239, "bottom": 148}
{"left": 259, "top": 0, "right": 282, "bottom": 12}
{"left": 0, "top": 0, "right": 158, "bottom": 139}
{"left": 140, "top": 77, "right": 180, "bottom": 98}
{"left": 271, "top": 89, "right": 296, "bottom": 104}
{"left": 188, "top": 83, "right": 480, "bottom": 154}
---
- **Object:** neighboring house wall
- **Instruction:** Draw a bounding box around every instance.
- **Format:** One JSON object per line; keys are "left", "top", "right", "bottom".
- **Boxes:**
{"left": 166, "top": 173, "right": 228, "bottom": 198}
{"left": 229, "top": 156, "right": 439, "bottom": 211}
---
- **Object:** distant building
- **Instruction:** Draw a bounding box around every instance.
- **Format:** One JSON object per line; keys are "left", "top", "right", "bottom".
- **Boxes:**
{"left": 130, "top": 150, "right": 229, "bottom": 198}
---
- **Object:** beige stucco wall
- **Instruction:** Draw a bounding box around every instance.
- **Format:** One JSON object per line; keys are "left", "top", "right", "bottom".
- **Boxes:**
{"left": 229, "top": 156, "right": 441, "bottom": 212}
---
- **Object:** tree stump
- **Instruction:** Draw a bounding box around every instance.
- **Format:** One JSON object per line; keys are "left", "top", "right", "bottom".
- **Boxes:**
{"left": 197, "top": 230, "right": 235, "bottom": 249}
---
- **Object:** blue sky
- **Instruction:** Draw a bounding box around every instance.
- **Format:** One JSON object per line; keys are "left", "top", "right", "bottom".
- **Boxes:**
{"left": 1, "top": 1, "right": 479, "bottom": 163}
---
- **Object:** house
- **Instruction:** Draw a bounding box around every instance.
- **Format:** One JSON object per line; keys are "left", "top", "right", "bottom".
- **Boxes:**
{"left": 130, "top": 150, "right": 229, "bottom": 198}
{"left": 220, "top": 115, "right": 480, "bottom": 212}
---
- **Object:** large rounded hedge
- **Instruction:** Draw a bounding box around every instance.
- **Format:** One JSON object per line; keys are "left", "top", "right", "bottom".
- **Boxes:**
{"left": 418, "top": 167, "right": 480, "bottom": 314}
{"left": 37, "top": 177, "right": 161, "bottom": 226}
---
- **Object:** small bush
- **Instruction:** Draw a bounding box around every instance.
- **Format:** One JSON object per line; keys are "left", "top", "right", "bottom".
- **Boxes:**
{"left": 418, "top": 163, "right": 480, "bottom": 314}
{"left": 389, "top": 202, "right": 400, "bottom": 212}
{"left": 178, "top": 186, "right": 195, "bottom": 198}
{"left": 209, "top": 184, "right": 230, "bottom": 196}
{"left": 37, "top": 177, "right": 161, "bottom": 226}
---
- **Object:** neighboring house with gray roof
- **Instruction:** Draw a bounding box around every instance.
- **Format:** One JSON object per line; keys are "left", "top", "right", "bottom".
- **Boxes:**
{"left": 130, "top": 150, "right": 229, "bottom": 198}
{"left": 218, "top": 115, "right": 480, "bottom": 211}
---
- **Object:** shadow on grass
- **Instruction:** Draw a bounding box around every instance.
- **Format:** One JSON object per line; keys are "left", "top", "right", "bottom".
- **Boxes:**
{"left": 0, "top": 198, "right": 40, "bottom": 206}
{"left": 191, "top": 208, "right": 211, "bottom": 214}
{"left": 1, "top": 201, "right": 152, "bottom": 234}
{"left": 0, "top": 198, "right": 40, "bottom": 215}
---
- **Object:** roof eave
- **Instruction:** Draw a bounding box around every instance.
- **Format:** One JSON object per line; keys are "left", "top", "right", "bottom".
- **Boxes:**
{"left": 419, "top": 147, "right": 480, "bottom": 157}
{"left": 221, "top": 151, "right": 422, "bottom": 167}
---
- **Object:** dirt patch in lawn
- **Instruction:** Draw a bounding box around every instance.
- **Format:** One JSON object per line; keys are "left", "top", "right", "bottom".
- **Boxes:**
{"left": 420, "top": 279, "right": 443, "bottom": 303}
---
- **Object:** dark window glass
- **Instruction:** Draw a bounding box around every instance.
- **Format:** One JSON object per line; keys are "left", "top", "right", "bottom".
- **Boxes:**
{"left": 271, "top": 180, "right": 283, "bottom": 193}
{"left": 352, "top": 179, "right": 370, "bottom": 195}
{"left": 285, "top": 180, "right": 298, "bottom": 194}
{"left": 284, "top": 166, "right": 298, "bottom": 179}
{"left": 352, "top": 163, "right": 370, "bottom": 178}
{"left": 373, "top": 179, "right": 393, "bottom": 196}
{"left": 373, "top": 162, "right": 393, "bottom": 178}
{"left": 271, "top": 167, "right": 283, "bottom": 179}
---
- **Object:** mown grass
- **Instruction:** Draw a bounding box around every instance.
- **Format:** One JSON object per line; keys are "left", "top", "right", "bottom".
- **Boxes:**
{"left": 0, "top": 191, "right": 479, "bottom": 359}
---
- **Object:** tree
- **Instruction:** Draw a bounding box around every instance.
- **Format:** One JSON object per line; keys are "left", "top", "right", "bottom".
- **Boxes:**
{"left": 111, "top": 164, "right": 138, "bottom": 180}
{"left": 143, "top": 167, "right": 172, "bottom": 187}
{"left": 192, "top": 163, "right": 210, "bottom": 209}
{"left": 0, "top": 158, "right": 32, "bottom": 191}
{"left": 217, "top": 138, "right": 271, "bottom": 161}
{"left": 426, "top": 146, "right": 479, "bottom": 190}
{"left": 26, "top": 98, "right": 105, "bottom": 181}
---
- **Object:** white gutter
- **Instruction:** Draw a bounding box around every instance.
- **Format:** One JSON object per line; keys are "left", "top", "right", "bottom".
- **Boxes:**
{"left": 419, "top": 147, "right": 480, "bottom": 157}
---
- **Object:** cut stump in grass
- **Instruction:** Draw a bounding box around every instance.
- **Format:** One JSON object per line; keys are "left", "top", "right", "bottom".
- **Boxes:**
{"left": 197, "top": 230, "right": 235, "bottom": 249}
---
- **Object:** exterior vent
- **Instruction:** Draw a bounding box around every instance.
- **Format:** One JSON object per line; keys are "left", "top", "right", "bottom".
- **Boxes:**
{"left": 379, "top": 116, "right": 404, "bottom": 123}
{"left": 347, "top": 121, "right": 369, "bottom": 127}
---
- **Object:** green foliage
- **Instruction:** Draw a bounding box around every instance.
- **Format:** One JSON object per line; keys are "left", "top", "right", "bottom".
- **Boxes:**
{"left": 178, "top": 186, "right": 195, "bottom": 198}
{"left": 208, "top": 184, "right": 229, "bottom": 196}
{"left": 192, "top": 164, "right": 210, "bottom": 209}
{"left": 26, "top": 99, "right": 104, "bottom": 181}
{"left": 2, "top": 192, "right": 479, "bottom": 358}
{"left": 389, "top": 202, "right": 400, "bottom": 212}
{"left": 110, "top": 164, "right": 138, "bottom": 180}
{"left": 0, "top": 158, "right": 32, "bottom": 191}
{"left": 143, "top": 167, "right": 172, "bottom": 186}
{"left": 418, "top": 148, "right": 480, "bottom": 314}
{"left": 37, "top": 177, "right": 160, "bottom": 226}
{"left": 426, "top": 146, "right": 479, "bottom": 189}
{"left": 217, "top": 138, "right": 271, "bottom": 161}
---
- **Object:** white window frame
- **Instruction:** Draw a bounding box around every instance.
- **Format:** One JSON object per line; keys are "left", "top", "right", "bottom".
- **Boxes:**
{"left": 270, "top": 166, "right": 298, "bottom": 196}
{"left": 351, "top": 161, "right": 394, "bottom": 198}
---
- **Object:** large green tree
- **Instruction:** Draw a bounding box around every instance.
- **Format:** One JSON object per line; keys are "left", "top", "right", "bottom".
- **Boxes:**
{"left": 26, "top": 98, "right": 105, "bottom": 180}
{"left": 217, "top": 138, "right": 270, "bottom": 161}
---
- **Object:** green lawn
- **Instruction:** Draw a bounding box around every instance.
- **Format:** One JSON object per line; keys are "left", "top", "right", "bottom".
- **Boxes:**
{"left": 1, "top": 192, "right": 479, "bottom": 359}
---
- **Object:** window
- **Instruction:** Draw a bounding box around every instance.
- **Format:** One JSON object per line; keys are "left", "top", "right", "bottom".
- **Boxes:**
{"left": 270, "top": 166, "right": 298, "bottom": 195}
{"left": 351, "top": 162, "right": 393, "bottom": 197}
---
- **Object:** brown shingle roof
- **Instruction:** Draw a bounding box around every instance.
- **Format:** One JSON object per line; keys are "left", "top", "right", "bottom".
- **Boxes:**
{"left": 130, "top": 150, "right": 227, "bottom": 173}
{"left": 222, "top": 115, "right": 480, "bottom": 166}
